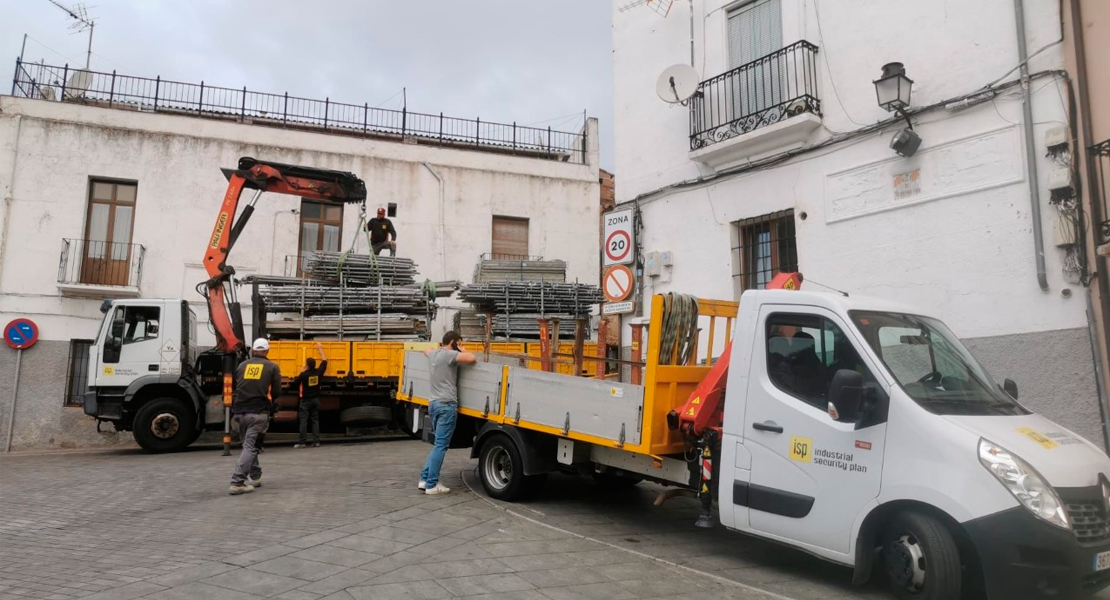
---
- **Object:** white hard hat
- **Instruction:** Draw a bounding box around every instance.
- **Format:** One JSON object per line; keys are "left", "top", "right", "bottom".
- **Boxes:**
{"left": 251, "top": 338, "right": 270, "bottom": 352}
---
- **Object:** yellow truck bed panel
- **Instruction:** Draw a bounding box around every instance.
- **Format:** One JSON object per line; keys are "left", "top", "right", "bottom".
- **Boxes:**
{"left": 268, "top": 341, "right": 352, "bottom": 378}
{"left": 352, "top": 342, "right": 405, "bottom": 378}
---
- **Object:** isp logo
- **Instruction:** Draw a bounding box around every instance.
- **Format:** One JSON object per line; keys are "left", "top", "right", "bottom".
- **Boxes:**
{"left": 789, "top": 436, "right": 813, "bottom": 463}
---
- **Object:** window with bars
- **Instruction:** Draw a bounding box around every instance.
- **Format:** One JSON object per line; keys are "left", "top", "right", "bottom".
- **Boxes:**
{"left": 64, "top": 339, "right": 94, "bottom": 407}
{"left": 732, "top": 210, "right": 798, "bottom": 293}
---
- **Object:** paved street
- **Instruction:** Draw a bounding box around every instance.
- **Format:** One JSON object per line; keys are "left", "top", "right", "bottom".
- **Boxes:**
{"left": 2, "top": 439, "right": 1108, "bottom": 600}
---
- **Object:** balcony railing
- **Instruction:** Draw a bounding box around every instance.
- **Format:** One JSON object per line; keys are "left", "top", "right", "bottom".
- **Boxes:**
{"left": 690, "top": 40, "right": 821, "bottom": 151}
{"left": 10, "top": 59, "right": 587, "bottom": 164}
{"left": 58, "top": 239, "right": 146, "bottom": 289}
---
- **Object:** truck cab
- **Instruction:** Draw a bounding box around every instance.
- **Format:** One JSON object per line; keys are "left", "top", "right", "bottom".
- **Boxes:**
{"left": 83, "top": 298, "right": 211, "bottom": 452}
{"left": 719, "top": 289, "right": 1110, "bottom": 599}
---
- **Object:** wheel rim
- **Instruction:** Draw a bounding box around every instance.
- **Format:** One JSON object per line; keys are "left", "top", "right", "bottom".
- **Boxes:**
{"left": 885, "top": 533, "right": 927, "bottom": 592}
{"left": 483, "top": 446, "right": 513, "bottom": 491}
{"left": 150, "top": 413, "right": 180, "bottom": 439}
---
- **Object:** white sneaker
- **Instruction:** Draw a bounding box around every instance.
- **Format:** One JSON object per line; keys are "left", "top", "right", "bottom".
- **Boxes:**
{"left": 418, "top": 480, "right": 427, "bottom": 490}
{"left": 248, "top": 477, "right": 262, "bottom": 488}
{"left": 228, "top": 483, "right": 255, "bottom": 495}
{"left": 424, "top": 484, "right": 451, "bottom": 495}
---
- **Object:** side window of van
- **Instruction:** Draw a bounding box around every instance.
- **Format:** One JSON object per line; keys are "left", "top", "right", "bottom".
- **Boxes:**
{"left": 766, "top": 313, "right": 875, "bottom": 410}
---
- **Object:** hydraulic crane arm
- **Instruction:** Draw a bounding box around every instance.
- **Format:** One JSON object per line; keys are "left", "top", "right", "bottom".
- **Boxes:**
{"left": 204, "top": 157, "right": 366, "bottom": 353}
{"left": 672, "top": 272, "right": 803, "bottom": 437}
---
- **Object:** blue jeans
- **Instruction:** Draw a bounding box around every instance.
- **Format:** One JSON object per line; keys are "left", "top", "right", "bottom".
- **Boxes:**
{"left": 420, "top": 400, "right": 458, "bottom": 487}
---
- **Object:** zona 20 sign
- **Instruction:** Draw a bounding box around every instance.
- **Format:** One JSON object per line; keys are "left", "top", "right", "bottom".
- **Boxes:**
{"left": 603, "top": 208, "right": 634, "bottom": 267}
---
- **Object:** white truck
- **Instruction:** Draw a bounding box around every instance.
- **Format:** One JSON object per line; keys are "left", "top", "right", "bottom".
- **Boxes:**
{"left": 81, "top": 299, "right": 220, "bottom": 452}
{"left": 399, "top": 286, "right": 1110, "bottom": 600}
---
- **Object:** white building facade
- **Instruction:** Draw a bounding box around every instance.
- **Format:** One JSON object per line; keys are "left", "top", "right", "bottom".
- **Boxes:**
{"left": 0, "top": 77, "right": 600, "bottom": 450}
{"left": 613, "top": 0, "right": 1104, "bottom": 445}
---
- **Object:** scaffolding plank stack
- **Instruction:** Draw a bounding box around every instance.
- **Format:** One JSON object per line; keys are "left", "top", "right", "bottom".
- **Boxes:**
{"left": 473, "top": 259, "right": 567, "bottom": 283}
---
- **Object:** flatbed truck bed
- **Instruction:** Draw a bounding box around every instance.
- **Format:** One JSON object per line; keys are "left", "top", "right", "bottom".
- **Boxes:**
{"left": 397, "top": 295, "right": 737, "bottom": 489}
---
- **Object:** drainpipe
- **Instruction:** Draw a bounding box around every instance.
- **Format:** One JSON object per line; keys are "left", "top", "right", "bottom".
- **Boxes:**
{"left": 269, "top": 209, "right": 297, "bottom": 275}
{"left": 421, "top": 162, "right": 447, "bottom": 279}
{"left": 1014, "top": 0, "right": 1049, "bottom": 291}
{"left": 0, "top": 114, "right": 24, "bottom": 290}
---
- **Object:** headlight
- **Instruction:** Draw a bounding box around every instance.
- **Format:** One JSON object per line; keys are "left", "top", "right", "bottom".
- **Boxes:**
{"left": 979, "top": 438, "right": 1070, "bottom": 530}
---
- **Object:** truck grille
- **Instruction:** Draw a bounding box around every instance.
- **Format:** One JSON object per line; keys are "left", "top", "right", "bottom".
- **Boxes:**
{"left": 1068, "top": 502, "right": 1110, "bottom": 544}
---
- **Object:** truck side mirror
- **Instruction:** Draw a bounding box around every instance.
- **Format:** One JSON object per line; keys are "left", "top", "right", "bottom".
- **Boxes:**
{"left": 827, "top": 369, "right": 864, "bottom": 424}
{"left": 1003, "top": 378, "right": 1018, "bottom": 400}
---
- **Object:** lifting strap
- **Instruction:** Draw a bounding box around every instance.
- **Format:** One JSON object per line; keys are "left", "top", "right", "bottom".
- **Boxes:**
{"left": 336, "top": 200, "right": 379, "bottom": 282}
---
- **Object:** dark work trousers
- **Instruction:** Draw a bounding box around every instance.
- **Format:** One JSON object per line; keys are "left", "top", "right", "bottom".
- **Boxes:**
{"left": 372, "top": 241, "right": 396, "bottom": 257}
{"left": 299, "top": 397, "right": 321, "bottom": 444}
{"left": 231, "top": 412, "right": 268, "bottom": 485}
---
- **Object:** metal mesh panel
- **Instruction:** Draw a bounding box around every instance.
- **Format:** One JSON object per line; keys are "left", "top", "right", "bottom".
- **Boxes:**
{"left": 732, "top": 210, "right": 797, "bottom": 292}
{"left": 64, "top": 340, "right": 94, "bottom": 407}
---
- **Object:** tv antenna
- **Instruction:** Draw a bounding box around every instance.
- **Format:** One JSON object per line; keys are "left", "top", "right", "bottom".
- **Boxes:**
{"left": 46, "top": 0, "right": 96, "bottom": 69}
{"left": 618, "top": 0, "right": 673, "bottom": 18}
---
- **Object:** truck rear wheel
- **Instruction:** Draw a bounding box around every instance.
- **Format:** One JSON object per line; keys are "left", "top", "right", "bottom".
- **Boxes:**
{"left": 133, "top": 398, "right": 197, "bottom": 453}
{"left": 478, "top": 435, "right": 546, "bottom": 501}
{"left": 881, "top": 510, "right": 962, "bottom": 600}
{"left": 340, "top": 405, "right": 392, "bottom": 426}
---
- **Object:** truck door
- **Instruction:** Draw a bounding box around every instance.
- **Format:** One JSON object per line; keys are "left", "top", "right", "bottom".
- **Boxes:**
{"left": 96, "top": 305, "right": 164, "bottom": 387}
{"left": 741, "top": 305, "right": 888, "bottom": 554}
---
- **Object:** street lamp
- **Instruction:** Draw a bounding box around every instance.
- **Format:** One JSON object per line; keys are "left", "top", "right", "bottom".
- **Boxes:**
{"left": 873, "top": 62, "right": 920, "bottom": 157}
{"left": 873, "top": 62, "right": 913, "bottom": 112}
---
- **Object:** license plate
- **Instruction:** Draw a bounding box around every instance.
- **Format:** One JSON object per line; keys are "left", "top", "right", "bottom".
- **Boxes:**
{"left": 1094, "top": 551, "right": 1110, "bottom": 572}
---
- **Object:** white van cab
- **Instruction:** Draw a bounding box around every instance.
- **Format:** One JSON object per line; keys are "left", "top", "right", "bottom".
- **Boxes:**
{"left": 720, "top": 289, "right": 1110, "bottom": 599}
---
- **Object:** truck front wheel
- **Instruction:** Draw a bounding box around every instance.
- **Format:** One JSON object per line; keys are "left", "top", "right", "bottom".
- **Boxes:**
{"left": 132, "top": 398, "right": 197, "bottom": 453}
{"left": 478, "top": 435, "right": 546, "bottom": 501}
{"left": 881, "top": 510, "right": 962, "bottom": 600}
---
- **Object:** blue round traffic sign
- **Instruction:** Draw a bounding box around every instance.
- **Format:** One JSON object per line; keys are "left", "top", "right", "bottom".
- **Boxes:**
{"left": 5, "top": 318, "right": 38, "bottom": 350}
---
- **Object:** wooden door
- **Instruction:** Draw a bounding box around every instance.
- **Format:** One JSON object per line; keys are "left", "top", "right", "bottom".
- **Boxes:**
{"left": 492, "top": 216, "right": 529, "bottom": 259}
{"left": 82, "top": 181, "right": 137, "bottom": 286}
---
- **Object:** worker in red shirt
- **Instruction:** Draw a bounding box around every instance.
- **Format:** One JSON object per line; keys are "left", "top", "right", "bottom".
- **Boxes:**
{"left": 367, "top": 207, "right": 397, "bottom": 257}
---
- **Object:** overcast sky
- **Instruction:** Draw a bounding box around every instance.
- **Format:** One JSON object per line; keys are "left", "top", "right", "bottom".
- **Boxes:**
{"left": 0, "top": 0, "right": 614, "bottom": 169}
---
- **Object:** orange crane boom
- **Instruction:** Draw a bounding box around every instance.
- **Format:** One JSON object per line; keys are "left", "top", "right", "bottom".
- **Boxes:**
{"left": 203, "top": 157, "right": 366, "bottom": 353}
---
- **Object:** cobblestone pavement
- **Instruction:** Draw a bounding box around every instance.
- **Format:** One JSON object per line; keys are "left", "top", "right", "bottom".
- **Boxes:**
{"left": 1, "top": 439, "right": 783, "bottom": 600}
{"left": 3, "top": 440, "right": 1108, "bottom": 600}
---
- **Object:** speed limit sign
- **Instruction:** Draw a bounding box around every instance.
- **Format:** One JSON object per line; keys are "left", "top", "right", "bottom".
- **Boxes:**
{"left": 603, "top": 208, "right": 634, "bottom": 267}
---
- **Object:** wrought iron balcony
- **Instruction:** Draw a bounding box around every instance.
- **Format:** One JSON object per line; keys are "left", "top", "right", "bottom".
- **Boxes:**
{"left": 690, "top": 41, "right": 821, "bottom": 151}
{"left": 57, "top": 238, "right": 145, "bottom": 296}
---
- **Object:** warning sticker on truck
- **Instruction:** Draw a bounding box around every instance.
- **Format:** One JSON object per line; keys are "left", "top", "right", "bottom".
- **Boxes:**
{"left": 1017, "top": 427, "right": 1059, "bottom": 449}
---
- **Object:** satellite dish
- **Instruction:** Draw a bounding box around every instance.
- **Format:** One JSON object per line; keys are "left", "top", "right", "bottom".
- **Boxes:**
{"left": 656, "top": 64, "right": 699, "bottom": 104}
{"left": 64, "top": 70, "right": 93, "bottom": 99}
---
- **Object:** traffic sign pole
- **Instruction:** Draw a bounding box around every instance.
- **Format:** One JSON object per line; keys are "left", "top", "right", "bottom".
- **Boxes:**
{"left": 5, "top": 348, "right": 21, "bottom": 453}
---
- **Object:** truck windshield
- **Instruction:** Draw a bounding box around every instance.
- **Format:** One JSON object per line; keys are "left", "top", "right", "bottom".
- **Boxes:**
{"left": 850, "top": 311, "right": 1027, "bottom": 416}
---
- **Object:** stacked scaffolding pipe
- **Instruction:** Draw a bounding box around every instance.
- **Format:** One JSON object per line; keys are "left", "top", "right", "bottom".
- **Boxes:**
{"left": 304, "top": 252, "right": 418, "bottom": 285}
{"left": 459, "top": 281, "right": 603, "bottom": 315}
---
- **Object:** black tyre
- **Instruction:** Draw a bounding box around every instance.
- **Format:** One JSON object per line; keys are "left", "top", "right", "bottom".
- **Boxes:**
{"left": 340, "top": 405, "right": 392, "bottom": 426}
{"left": 881, "top": 510, "right": 962, "bottom": 600}
{"left": 478, "top": 435, "right": 545, "bottom": 501}
{"left": 591, "top": 470, "right": 644, "bottom": 489}
{"left": 132, "top": 398, "right": 197, "bottom": 453}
